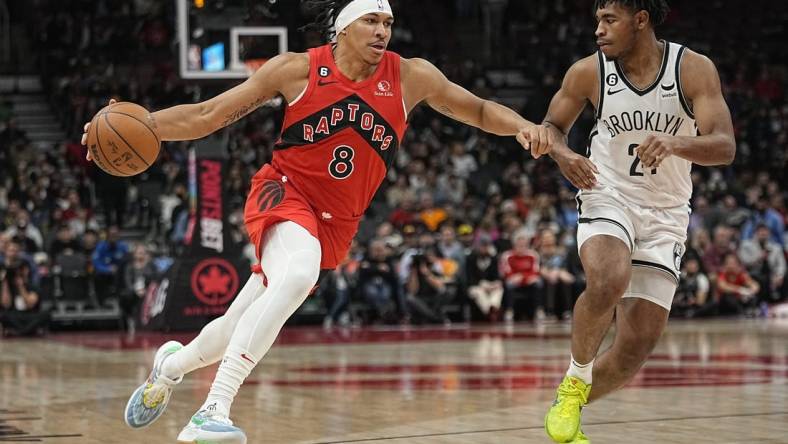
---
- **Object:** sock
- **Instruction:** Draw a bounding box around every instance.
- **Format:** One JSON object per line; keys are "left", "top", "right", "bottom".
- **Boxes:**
{"left": 200, "top": 345, "right": 255, "bottom": 418}
{"left": 201, "top": 221, "right": 320, "bottom": 418}
{"left": 161, "top": 275, "right": 267, "bottom": 380}
{"left": 160, "top": 340, "right": 210, "bottom": 381}
{"left": 202, "top": 345, "right": 258, "bottom": 416}
{"left": 567, "top": 354, "right": 594, "bottom": 385}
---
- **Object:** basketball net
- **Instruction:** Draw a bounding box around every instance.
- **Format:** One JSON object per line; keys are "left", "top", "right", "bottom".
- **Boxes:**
{"left": 244, "top": 58, "right": 269, "bottom": 76}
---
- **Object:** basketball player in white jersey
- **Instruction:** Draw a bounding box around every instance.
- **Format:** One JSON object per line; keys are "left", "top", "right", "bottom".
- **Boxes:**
{"left": 81, "top": 1, "right": 551, "bottom": 443}
{"left": 540, "top": 1, "right": 735, "bottom": 442}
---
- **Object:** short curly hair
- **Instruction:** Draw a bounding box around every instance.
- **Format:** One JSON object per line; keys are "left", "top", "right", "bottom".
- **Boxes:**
{"left": 594, "top": 0, "right": 670, "bottom": 26}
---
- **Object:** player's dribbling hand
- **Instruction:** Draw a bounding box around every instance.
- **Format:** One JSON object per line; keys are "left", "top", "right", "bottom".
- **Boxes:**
{"left": 517, "top": 124, "right": 552, "bottom": 159}
{"left": 81, "top": 98, "right": 118, "bottom": 161}
{"left": 636, "top": 134, "right": 678, "bottom": 169}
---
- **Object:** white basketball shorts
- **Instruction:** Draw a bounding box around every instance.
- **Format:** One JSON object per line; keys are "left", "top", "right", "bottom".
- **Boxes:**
{"left": 576, "top": 188, "right": 689, "bottom": 311}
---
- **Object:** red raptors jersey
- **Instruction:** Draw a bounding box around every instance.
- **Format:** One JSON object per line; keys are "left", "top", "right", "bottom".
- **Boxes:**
{"left": 270, "top": 44, "right": 408, "bottom": 221}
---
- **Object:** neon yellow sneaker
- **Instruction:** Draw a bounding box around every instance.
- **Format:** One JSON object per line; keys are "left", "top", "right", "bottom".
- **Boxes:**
{"left": 544, "top": 376, "right": 591, "bottom": 442}
{"left": 571, "top": 429, "right": 590, "bottom": 443}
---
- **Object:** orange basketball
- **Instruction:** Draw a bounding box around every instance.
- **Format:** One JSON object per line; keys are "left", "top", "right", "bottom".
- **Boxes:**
{"left": 85, "top": 102, "right": 161, "bottom": 177}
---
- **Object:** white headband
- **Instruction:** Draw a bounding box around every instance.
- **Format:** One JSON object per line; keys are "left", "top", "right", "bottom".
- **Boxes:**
{"left": 334, "top": 0, "right": 394, "bottom": 39}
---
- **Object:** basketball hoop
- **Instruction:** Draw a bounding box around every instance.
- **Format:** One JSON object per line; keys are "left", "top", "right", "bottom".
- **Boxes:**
{"left": 244, "top": 58, "right": 269, "bottom": 76}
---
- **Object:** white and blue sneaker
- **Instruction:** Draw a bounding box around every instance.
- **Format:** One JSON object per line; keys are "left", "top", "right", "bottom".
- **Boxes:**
{"left": 176, "top": 407, "right": 247, "bottom": 444}
{"left": 124, "top": 340, "right": 184, "bottom": 428}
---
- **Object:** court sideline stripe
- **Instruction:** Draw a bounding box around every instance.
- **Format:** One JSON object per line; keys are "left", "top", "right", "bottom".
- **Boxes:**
{"left": 312, "top": 411, "right": 788, "bottom": 443}
{"left": 0, "top": 434, "right": 83, "bottom": 442}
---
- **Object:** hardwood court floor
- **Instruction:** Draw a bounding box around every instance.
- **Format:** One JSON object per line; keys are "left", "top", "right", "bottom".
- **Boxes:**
{"left": 1, "top": 319, "right": 787, "bottom": 443}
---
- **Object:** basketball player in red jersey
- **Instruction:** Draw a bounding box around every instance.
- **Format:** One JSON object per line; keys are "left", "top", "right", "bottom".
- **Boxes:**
{"left": 80, "top": 1, "right": 552, "bottom": 442}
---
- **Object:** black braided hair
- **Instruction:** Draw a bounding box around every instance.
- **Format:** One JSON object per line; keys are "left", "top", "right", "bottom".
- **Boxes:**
{"left": 301, "top": 0, "right": 356, "bottom": 42}
{"left": 594, "top": 0, "right": 670, "bottom": 26}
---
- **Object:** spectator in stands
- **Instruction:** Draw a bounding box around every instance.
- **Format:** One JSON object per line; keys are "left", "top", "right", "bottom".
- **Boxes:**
{"left": 499, "top": 229, "right": 543, "bottom": 322}
{"left": 739, "top": 224, "right": 786, "bottom": 303}
{"left": 0, "top": 238, "right": 48, "bottom": 336}
{"left": 374, "top": 221, "right": 403, "bottom": 252}
{"left": 386, "top": 179, "right": 413, "bottom": 217}
{"left": 419, "top": 193, "right": 448, "bottom": 232}
{"left": 715, "top": 253, "right": 760, "bottom": 316}
{"left": 689, "top": 195, "right": 712, "bottom": 233}
{"left": 466, "top": 235, "right": 503, "bottom": 321}
{"left": 66, "top": 203, "right": 99, "bottom": 238}
{"left": 49, "top": 224, "right": 81, "bottom": 259}
{"left": 703, "top": 225, "right": 737, "bottom": 280}
{"left": 525, "top": 193, "right": 558, "bottom": 236}
{"left": 537, "top": 229, "right": 574, "bottom": 320}
{"left": 355, "top": 239, "right": 401, "bottom": 324}
{"left": 399, "top": 232, "right": 437, "bottom": 284}
{"left": 81, "top": 229, "right": 99, "bottom": 256}
{"left": 672, "top": 255, "right": 711, "bottom": 318}
{"left": 741, "top": 195, "right": 785, "bottom": 247}
{"left": 449, "top": 140, "right": 478, "bottom": 179}
{"left": 405, "top": 246, "right": 451, "bottom": 324}
{"left": 457, "top": 223, "right": 475, "bottom": 253}
{"left": 91, "top": 225, "right": 129, "bottom": 304}
{"left": 4, "top": 210, "right": 44, "bottom": 253}
{"left": 707, "top": 195, "right": 750, "bottom": 230}
{"left": 437, "top": 224, "right": 465, "bottom": 271}
{"left": 121, "top": 244, "right": 157, "bottom": 333}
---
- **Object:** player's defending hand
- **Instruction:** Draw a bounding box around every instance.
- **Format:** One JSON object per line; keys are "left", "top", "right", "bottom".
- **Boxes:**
{"left": 81, "top": 98, "right": 118, "bottom": 161}
{"left": 517, "top": 124, "right": 552, "bottom": 159}
{"left": 554, "top": 149, "right": 599, "bottom": 191}
{"left": 636, "top": 134, "right": 677, "bottom": 169}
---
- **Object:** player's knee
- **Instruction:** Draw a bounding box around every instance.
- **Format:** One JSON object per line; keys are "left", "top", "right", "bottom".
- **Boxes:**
{"left": 281, "top": 253, "right": 321, "bottom": 296}
{"left": 585, "top": 272, "right": 628, "bottom": 307}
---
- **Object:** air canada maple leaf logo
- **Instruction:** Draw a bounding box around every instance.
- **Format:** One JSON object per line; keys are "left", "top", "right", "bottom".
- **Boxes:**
{"left": 191, "top": 258, "right": 239, "bottom": 306}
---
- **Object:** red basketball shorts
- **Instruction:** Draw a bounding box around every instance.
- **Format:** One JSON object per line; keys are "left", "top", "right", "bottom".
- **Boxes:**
{"left": 243, "top": 164, "right": 360, "bottom": 270}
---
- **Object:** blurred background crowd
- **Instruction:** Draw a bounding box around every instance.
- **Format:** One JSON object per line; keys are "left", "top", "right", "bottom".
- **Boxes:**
{"left": 0, "top": 0, "right": 786, "bottom": 335}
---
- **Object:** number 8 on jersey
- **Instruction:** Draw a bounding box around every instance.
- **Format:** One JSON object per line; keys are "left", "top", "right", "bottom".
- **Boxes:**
{"left": 329, "top": 146, "right": 355, "bottom": 179}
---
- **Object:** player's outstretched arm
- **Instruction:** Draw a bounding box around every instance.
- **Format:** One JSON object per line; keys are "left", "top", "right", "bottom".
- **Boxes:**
{"left": 81, "top": 52, "right": 306, "bottom": 150}
{"left": 151, "top": 52, "right": 306, "bottom": 141}
{"left": 401, "top": 57, "right": 551, "bottom": 158}
{"left": 542, "top": 56, "right": 600, "bottom": 190}
{"left": 637, "top": 50, "right": 735, "bottom": 168}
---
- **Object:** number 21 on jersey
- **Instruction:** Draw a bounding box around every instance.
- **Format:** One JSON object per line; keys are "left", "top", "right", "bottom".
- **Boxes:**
{"left": 628, "top": 143, "right": 657, "bottom": 177}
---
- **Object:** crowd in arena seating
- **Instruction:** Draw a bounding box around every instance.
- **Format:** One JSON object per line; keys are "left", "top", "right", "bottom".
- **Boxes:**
{"left": 0, "top": 0, "right": 786, "bottom": 335}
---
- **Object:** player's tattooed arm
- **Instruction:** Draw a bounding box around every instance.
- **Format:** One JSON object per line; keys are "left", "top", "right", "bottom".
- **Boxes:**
{"left": 149, "top": 52, "right": 306, "bottom": 141}
{"left": 435, "top": 105, "right": 470, "bottom": 124}
{"left": 220, "top": 96, "right": 267, "bottom": 128}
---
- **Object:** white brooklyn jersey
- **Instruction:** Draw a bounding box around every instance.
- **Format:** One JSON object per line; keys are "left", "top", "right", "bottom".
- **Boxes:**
{"left": 586, "top": 41, "right": 696, "bottom": 208}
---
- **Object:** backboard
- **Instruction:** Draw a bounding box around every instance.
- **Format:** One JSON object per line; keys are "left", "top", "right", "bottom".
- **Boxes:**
{"left": 177, "top": 0, "right": 288, "bottom": 79}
